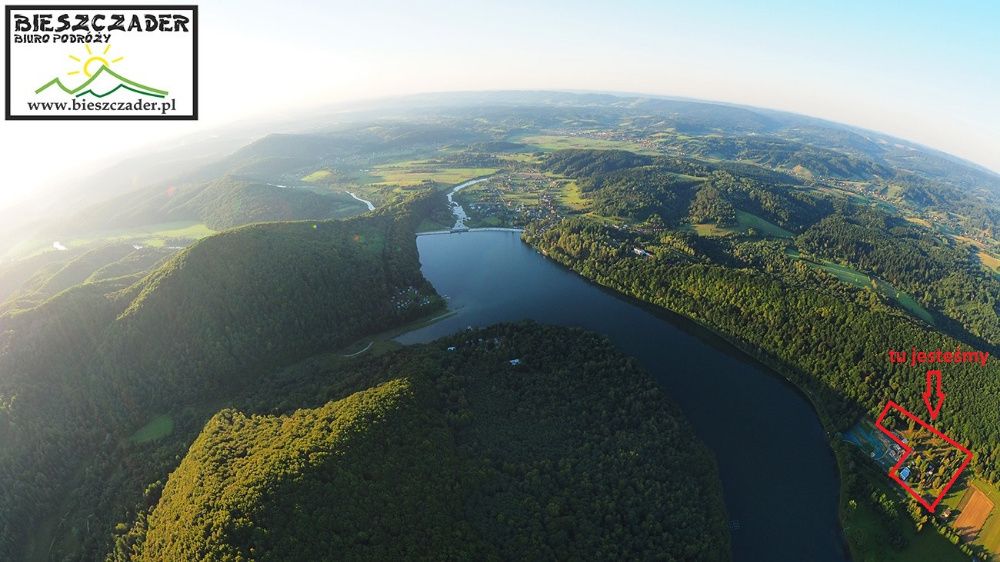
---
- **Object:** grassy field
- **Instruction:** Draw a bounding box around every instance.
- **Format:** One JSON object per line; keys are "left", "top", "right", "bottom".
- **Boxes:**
{"left": 555, "top": 178, "right": 589, "bottom": 212}
{"left": 517, "top": 134, "right": 656, "bottom": 154}
{"left": 301, "top": 169, "right": 333, "bottom": 182}
{"left": 690, "top": 222, "right": 737, "bottom": 237}
{"left": 791, "top": 253, "right": 935, "bottom": 324}
{"left": 736, "top": 210, "right": 793, "bottom": 238}
{"left": 839, "top": 433, "right": 968, "bottom": 562}
{"left": 978, "top": 251, "right": 1000, "bottom": 274}
{"left": 891, "top": 290, "right": 935, "bottom": 324}
{"left": 68, "top": 221, "right": 216, "bottom": 249}
{"left": 955, "top": 488, "right": 994, "bottom": 540}
{"left": 955, "top": 235, "right": 987, "bottom": 249}
{"left": 368, "top": 160, "right": 497, "bottom": 186}
{"left": 983, "top": 491, "right": 1000, "bottom": 558}
{"left": 464, "top": 215, "right": 508, "bottom": 228}
{"left": 686, "top": 211, "right": 792, "bottom": 239}
{"left": 129, "top": 414, "right": 175, "bottom": 444}
{"left": 943, "top": 477, "right": 1000, "bottom": 558}
{"left": 842, "top": 500, "right": 967, "bottom": 562}
{"left": 811, "top": 259, "right": 870, "bottom": 286}
{"left": 7, "top": 221, "right": 216, "bottom": 259}
{"left": 952, "top": 236, "right": 1000, "bottom": 274}
{"left": 905, "top": 216, "right": 934, "bottom": 229}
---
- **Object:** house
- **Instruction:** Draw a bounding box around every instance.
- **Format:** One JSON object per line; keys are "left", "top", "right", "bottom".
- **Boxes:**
{"left": 899, "top": 466, "right": 911, "bottom": 480}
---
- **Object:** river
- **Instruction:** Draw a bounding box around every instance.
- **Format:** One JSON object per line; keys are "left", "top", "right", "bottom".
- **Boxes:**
{"left": 397, "top": 230, "right": 849, "bottom": 561}
{"left": 346, "top": 191, "right": 375, "bottom": 211}
{"left": 446, "top": 177, "right": 490, "bottom": 229}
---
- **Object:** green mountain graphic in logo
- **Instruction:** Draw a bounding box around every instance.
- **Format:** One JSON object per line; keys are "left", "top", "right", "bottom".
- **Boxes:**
{"left": 36, "top": 65, "right": 167, "bottom": 99}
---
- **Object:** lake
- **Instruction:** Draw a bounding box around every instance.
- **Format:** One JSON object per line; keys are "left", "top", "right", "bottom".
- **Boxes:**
{"left": 398, "top": 230, "right": 849, "bottom": 561}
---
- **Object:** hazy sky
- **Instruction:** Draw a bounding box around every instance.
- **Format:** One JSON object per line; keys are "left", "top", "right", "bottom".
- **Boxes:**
{"left": 1, "top": 0, "right": 998, "bottom": 209}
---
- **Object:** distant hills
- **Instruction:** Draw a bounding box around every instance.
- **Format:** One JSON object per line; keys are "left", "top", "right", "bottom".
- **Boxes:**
{"left": 74, "top": 176, "right": 369, "bottom": 231}
{"left": 0, "top": 195, "right": 443, "bottom": 558}
{"left": 1, "top": 90, "right": 999, "bottom": 560}
{"left": 0, "top": 193, "right": 731, "bottom": 560}
{"left": 0, "top": 243, "right": 173, "bottom": 314}
{"left": 7, "top": 90, "right": 999, "bottom": 258}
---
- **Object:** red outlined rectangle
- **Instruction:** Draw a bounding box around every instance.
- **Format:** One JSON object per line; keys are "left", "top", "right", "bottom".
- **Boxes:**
{"left": 874, "top": 401, "right": 974, "bottom": 512}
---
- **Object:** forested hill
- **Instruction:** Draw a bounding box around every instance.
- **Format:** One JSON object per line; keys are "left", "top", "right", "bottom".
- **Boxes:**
{"left": 72, "top": 176, "right": 368, "bottom": 231}
{"left": 540, "top": 149, "right": 998, "bottom": 343}
{"left": 523, "top": 148, "right": 1000, "bottom": 484}
{"left": 129, "top": 323, "right": 731, "bottom": 562}
{"left": 0, "top": 243, "right": 174, "bottom": 314}
{"left": 0, "top": 193, "right": 444, "bottom": 559}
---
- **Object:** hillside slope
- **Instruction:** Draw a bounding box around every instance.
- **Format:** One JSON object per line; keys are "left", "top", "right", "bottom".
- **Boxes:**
{"left": 0, "top": 194, "right": 444, "bottom": 559}
{"left": 133, "top": 324, "right": 731, "bottom": 561}
{"left": 524, "top": 150, "right": 1000, "bottom": 480}
{"left": 73, "top": 176, "right": 368, "bottom": 231}
{"left": 0, "top": 244, "right": 174, "bottom": 314}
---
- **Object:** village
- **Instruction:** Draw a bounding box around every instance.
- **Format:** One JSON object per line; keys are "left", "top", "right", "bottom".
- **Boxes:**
{"left": 453, "top": 172, "right": 568, "bottom": 228}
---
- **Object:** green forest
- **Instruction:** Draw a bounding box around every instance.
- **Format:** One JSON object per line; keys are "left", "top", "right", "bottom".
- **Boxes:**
{"left": 526, "top": 150, "right": 1000, "bottom": 476}
{"left": 2, "top": 93, "right": 1000, "bottom": 561}
{"left": 523, "top": 147, "right": 1000, "bottom": 560}
{"left": 122, "top": 323, "right": 729, "bottom": 561}
{"left": 0, "top": 186, "right": 731, "bottom": 561}
{"left": 0, "top": 193, "right": 445, "bottom": 559}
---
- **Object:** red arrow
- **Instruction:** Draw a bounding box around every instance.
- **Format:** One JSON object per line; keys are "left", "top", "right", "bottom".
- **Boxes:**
{"left": 922, "top": 369, "right": 946, "bottom": 420}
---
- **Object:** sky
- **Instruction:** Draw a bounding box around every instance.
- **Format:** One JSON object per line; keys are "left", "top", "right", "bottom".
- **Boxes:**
{"left": 1, "top": 0, "right": 998, "bottom": 210}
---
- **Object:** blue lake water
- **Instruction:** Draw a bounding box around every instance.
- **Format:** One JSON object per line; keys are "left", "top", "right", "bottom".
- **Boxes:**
{"left": 398, "top": 230, "right": 850, "bottom": 561}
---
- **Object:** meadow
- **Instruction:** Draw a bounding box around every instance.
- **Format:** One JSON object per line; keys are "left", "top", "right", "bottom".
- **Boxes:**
{"left": 687, "top": 211, "right": 792, "bottom": 239}
{"left": 368, "top": 160, "right": 497, "bottom": 186}
{"left": 943, "top": 477, "right": 1000, "bottom": 558}
{"left": 790, "top": 252, "right": 935, "bottom": 324}
{"left": 4, "top": 221, "right": 216, "bottom": 260}
{"left": 129, "top": 415, "right": 175, "bottom": 444}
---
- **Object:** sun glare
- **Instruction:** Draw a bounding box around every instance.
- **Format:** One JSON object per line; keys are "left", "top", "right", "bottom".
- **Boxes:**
{"left": 67, "top": 44, "right": 124, "bottom": 77}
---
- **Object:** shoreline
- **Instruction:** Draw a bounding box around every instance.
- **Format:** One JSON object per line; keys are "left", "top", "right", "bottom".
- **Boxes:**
{"left": 415, "top": 228, "right": 854, "bottom": 558}
{"left": 525, "top": 233, "right": 859, "bottom": 557}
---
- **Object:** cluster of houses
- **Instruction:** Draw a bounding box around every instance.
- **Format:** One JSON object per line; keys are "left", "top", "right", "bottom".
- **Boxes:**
{"left": 464, "top": 174, "right": 565, "bottom": 226}
{"left": 586, "top": 130, "right": 659, "bottom": 152}
{"left": 390, "top": 286, "right": 434, "bottom": 312}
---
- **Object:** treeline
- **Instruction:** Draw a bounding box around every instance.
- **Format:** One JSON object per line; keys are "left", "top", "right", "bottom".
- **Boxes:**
{"left": 523, "top": 219, "right": 1000, "bottom": 485}
{"left": 542, "top": 149, "right": 829, "bottom": 230}
{"left": 0, "top": 192, "right": 445, "bottom": 559}
{"left": 797, "top": 209, "right": 1000, "bottom": 343}
{"left": 543, "top": 149, "right": 995, "bottom": 343}
{"left": 837, "top": 442, "right": 996, "bottom": 561}
{"left": 123, "top": 323, "right": 730, "bottom": 561}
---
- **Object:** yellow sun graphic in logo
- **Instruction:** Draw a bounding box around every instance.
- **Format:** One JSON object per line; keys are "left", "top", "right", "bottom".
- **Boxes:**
{"left": 67, "top": 44, "right": 124, "bottom": 77}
